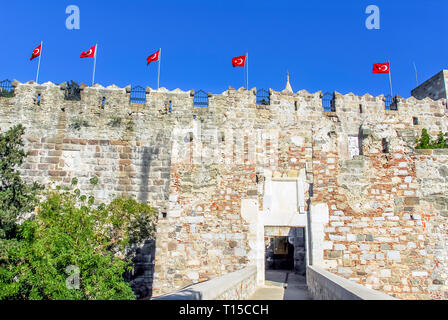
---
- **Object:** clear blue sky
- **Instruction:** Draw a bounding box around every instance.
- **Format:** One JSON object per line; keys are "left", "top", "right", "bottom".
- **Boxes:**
{"left": 1, "top": 0, "right": 446, "bottom": 97}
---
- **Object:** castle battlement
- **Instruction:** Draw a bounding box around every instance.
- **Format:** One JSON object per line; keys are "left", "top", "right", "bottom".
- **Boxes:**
{"left": 3, "top": 78, "right": 447, "bottom": 117}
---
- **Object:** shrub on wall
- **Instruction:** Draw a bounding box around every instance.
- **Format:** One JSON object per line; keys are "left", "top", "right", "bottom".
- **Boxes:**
{"left": 416, "top": 129, "right": 448, "bottom": 149}
{"left": 69, "top": 118, "right": 89, "bottom": 131}
{"left": 107, "top": 117, "right": 122, "bottom": 128}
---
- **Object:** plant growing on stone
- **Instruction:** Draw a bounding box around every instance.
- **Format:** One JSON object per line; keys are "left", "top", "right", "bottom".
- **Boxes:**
{"left": 434, "top": 131, "right": 448, "bottom": 149}
{"left": 416, "top": 129, "right": 448, "bottom": 149}
{"left": 108, "top": 117, "right": 122, "bottom": 128}
{"left": 70, "top": 118, "right": 89, "bottom": 131}
{"left": 125, "top": 120, "right": 135, "bottom": 132}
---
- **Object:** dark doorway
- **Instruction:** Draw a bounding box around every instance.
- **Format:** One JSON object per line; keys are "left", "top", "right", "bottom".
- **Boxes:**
{"left": 266, "top": 237, "right": 294, "bottom": 270}
{"left": 265, "top": 227, "right": 306, "bottom": 275}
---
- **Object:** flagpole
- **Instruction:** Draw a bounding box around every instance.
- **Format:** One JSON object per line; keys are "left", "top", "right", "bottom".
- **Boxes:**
{"left": 413, "top": 61, "right": 419, "bottom": 87}
{"left": 92, "top": 44, "right": 98, "bottom": 86}
{"left": 158, "top": 48, "right": 161, "bottom": 90}
{"left": 36, "top": 41, "right": 43, "bottom": 83}
{"left": 246, "top": 52, "right": 249, "bottom": 90}
{"left": 388, "top": 60, "right": 393, "bottom": 98}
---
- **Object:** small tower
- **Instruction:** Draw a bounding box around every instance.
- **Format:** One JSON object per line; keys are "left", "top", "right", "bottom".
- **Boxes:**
{"left": 284, "top": 71, "right": 293, "bottom": 94}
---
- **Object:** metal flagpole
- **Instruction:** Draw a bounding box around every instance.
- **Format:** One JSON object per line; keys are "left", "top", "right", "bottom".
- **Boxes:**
{"left": 413, "top": 61, "right": 419, "bottom": 87}
{"left": 158, "top": 48, "right": 161, "bottom": 90}
{"left": 246, "top": 52, "right": 249, "bottom": 90}
{"left": 92, "top": 44, "right": 98, "bottom": 86}
{"left": 36, "top": 41, "right": 43, "bottom": 83}
{"left": 388, "top": 60, "right": 393, "bottom": 98}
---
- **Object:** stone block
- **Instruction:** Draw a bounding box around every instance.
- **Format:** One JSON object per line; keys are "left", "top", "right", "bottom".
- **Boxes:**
{"left": 387, "top": 250, "right": 401, "bottom": 262}
{"left": 168, "top": 241, "right": 177, "bottom": 251}
{"left": 327, "top": 250, "right": 343, "bottom": 259}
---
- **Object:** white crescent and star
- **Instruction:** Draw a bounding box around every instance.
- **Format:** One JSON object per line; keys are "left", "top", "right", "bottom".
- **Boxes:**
{"left": 380, "top": 65, "right": 388, "bottom": 71}
{"left": 235, "top": 58, "right": 244, "bottom": 65}
{"left": 33, "top": 48, "right": 40, "bottom": 55}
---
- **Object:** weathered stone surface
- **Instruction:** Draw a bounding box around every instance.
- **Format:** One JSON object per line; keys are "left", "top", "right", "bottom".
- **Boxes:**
{"left": 1, "top": 72, "right": 448, "bottom": 300}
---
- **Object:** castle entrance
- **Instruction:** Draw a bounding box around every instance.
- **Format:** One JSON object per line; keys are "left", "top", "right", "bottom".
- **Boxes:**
{"left": 264, "top": 227, "right": 306, "bottom": 276}
{"left": 265, "top": 236, "right": 294, "bottom": 270}
{"left": 259, "top": 177, "right": 310, "bottom": 287}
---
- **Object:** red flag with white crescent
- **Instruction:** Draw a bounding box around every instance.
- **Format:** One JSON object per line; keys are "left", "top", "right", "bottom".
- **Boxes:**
{"left": 373, "top": 62, "right": 390, "bottom": 74}
{"left": 30, "top": 44, "right": 42, "bottom": 61}
{"left": 80, "top": 45, "right": 97, "bottom": 58}
{"left": 232, "top": 55, "right": 247, "bottom": 67}
{"left": 147, "top": 50, "right": 160, "bottom": 65}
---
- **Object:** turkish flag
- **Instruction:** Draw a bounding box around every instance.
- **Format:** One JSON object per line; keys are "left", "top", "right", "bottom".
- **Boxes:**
{"left": 80, "top": 45, "right": 97, "bottom": 58}
{"left": 373, "top": 62, "right": 390, "bottom": 74}
{"left": 147, "top": 50, "right": 160, "bottom": 65}
{"left": 232, "top": 55, "right": 247, "bottom": 67}
{"left": 30, "top": 44, "right": 42, "bottom": 61}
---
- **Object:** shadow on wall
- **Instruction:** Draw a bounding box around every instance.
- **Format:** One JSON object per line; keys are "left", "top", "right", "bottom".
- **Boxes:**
{"left": 139, "top": 147, "right": 155, "bottom": 203}
{"left": 125, "top": 240, "right": 156, "bottom": 299}
{"left": 306, "top": 184, "right": 313, "bottom": 266}
{"left": 152, "top": 289, "right": 203, "bottom": 300}
{"left": 139, "top": 137, "right": 172, "bottom": 214}
{"left": 289, "top": 227, "right": 306, "bottom": 276}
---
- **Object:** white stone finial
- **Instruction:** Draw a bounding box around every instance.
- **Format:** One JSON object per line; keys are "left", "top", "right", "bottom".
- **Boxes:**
{"left": 284, "top": 71, "right": 293, "bottom": 94}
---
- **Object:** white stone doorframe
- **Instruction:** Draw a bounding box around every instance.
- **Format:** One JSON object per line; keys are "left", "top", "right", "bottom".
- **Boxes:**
{"left": 258, "top": 169, "right": 311, "bottom": 285}
{"left": 242, "top": 168, "right": 316, "bottom": 286}
{"left": 261, "top": 225, "right": 309, "bottom": 284}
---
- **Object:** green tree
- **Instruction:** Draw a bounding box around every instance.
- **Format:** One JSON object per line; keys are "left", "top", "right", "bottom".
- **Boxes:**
{"left": 0, "top": 125, "right": 157, "bottom": 300}
{"left": 0, "top": 180, "right": 157, "bottom": 300}
{"left": 435, "top": 131, "right": 447, "bottom": 149}
{"left": 0, "top": 125, "right": 41, "bottom": 263}
{"left": 416, "top": 128, "right": 432, "bottom": 149}
{"left": 416, "top": 129, "right": 448, "bottom": 149}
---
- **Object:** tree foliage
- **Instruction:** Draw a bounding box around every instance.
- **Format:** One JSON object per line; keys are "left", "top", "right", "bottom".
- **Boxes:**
{"left": 0, "top": 125, "right": 42, "bottom": 263}
{"left": 0, "top": 125, "right": 158, "bottom": 300}
{"left": 416, "top": 129, "right": 448, "bottom": 149}
{"left": 0, "top": 179, "right": 157, "bottom": 300}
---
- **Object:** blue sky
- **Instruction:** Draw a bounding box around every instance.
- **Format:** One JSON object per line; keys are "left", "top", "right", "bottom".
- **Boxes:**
{"left": 1, "top": 0, "right": 446, "bottom": 97}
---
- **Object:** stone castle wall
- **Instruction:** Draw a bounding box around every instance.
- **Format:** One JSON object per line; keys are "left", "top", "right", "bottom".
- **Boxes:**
{"left": 1, "top": 77, "right": 448, "bottom": 299}
{"left": 309, "top": 95, "right": 448, "bottom": 299}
